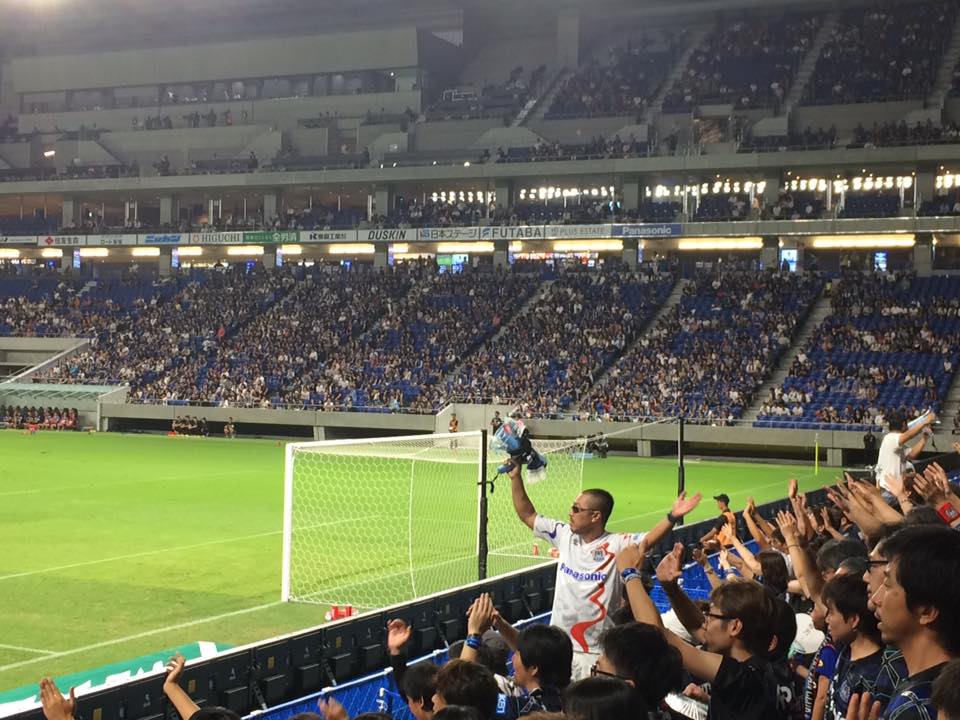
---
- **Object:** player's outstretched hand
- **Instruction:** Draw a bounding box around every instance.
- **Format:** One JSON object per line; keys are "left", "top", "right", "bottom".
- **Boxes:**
{"left": 163, "top": 654, "right": 186, "bottom": 691}
{"left": 319, "top": 697, "right": 349, "bottom": 720}
{"left": 386, "top": 619, "right": 412, "bottom": 656}
{"left": 39, "top": 678, "right": 75, "bottom": 720}
{"left": 672, "top": 491, "right": 703, "bottom": 518}
{"left": 467, "top": 593, "right": 496, "bottom": 636}
{"left": 656, "top": 542, "right": 684, "bottom": 585}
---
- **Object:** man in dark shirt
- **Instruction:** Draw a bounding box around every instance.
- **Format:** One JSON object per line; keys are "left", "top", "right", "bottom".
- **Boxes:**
{"left": 616, "top": 542, "right": 782, "bottom": 720}
{"left": 852, "top": 526, "right": 960, "bottom": 720}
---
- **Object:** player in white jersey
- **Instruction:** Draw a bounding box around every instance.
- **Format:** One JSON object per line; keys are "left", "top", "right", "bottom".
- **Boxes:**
{"left": 508, "top": 462, "right": 702, "bottom": 680}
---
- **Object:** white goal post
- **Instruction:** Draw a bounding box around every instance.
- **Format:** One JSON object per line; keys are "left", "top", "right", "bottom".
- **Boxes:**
{"left": 281, "top": 430, "right": 586, "bottom": 611}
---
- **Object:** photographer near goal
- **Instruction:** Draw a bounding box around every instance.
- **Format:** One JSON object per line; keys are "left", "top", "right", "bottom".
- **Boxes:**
{"left": 507, "top": 459, "right": 703, "bottom": 680}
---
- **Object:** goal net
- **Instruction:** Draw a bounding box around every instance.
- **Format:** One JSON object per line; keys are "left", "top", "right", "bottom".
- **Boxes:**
{"left": 281, "top": 431, "right": 586, "bottom": 611}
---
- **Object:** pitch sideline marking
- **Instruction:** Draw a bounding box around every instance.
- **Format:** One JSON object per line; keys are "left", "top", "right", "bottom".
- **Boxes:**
{"left": 0, "top": 469, "right": 266, "bottom": 498}
{"left": 0, "top": 643, "right": 57, "bottom": 656}
{"left": 0, "top": 602, "right": 284, "bottom": 674}
{"left": 0, "top": 517, "right": 361, "bottom": 583}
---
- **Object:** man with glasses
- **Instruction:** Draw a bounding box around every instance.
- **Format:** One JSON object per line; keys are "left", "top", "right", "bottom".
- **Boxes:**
{"left": 614, "top": 542, "right": 781, "bottom": 720}
{"left": 507, "top": 462, "right": 702, "bottom": 680}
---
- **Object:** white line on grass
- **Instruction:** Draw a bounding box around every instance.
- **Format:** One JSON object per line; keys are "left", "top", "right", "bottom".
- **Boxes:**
{"left": 0, "top": 469, "right": 266, "bottom": 498}
{"left": 0, "top": 601, "right": 284, "bottom": 674}
{"left": 0, "top": 518, "right": 360, "bottom": 583}
{"left": 0, "top": 643, "right": 57, "bottom": 656}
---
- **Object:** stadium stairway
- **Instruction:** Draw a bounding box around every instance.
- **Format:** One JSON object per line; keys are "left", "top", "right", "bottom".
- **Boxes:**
{"left": 641, "top": 26, "right": 712, "bottom": 125}
{"left": 926, "top": 10, "right": 960, "bottom": 109}
{"left": 742, "top": 288, "right": 833, "bottom": 423}
{"left": 578, "top": 277, "right": 687, "bottom": 410}
{"left": 523, "top": 69, "right": 573, "bottom": 126}
{"left": 937, "top": 363, "right": 960, "bottom": 432}
{"left": 782, "top": 12, "right": 839, "bottom": 115}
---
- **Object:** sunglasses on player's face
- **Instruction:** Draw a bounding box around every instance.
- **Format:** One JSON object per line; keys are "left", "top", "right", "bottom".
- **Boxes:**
{"left": 571, "top": 504, "right": 599, "bottom": 515}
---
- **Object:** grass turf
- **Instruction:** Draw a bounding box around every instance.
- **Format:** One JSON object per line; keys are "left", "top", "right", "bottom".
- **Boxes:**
{"left": 0, "top": 429, "right": 826, "bottom": 692}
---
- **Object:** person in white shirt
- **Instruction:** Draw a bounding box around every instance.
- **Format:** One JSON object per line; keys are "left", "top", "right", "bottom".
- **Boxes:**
{"left": 507, "top": 462, "right": 702, "bottom": 680}
{"left": 875, "top": 409, "right": 936, "bottom": 498}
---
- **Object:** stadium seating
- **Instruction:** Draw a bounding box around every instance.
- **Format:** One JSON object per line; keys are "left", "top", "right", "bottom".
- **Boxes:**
{"left": 448, "top": 266, "right": 674, "bottom": 417}
{"left": 804, "top": 0, "right": 956, "bottom": 104}
{"left": 547, "top": 38, "right": 682, "bottom": 119}
{"left": 586, "top": 267, "right": 824, "bottom": 423}
{"left": 663, "top": 15, "right": 819, "bottom": 111}
{"left": 758, "top": 271, "right": 960, "bottom": 429}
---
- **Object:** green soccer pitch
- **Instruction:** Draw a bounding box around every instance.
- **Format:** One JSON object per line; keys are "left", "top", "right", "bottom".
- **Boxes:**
{"left": 0, "top": 429, "right": 828, "bottom": 692}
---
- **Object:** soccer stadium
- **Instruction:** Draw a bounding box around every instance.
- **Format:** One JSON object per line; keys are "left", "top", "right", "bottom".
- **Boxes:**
{"left": 4, "top": 0, "right": 960, "bottom": 718}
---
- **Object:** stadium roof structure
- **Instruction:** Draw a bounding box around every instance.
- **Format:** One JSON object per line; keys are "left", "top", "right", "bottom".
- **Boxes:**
{"left": 0, "top": 382, "right": 120, "bottom": 402}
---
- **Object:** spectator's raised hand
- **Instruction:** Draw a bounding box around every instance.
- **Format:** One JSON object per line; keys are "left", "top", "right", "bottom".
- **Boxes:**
{"left": 917, "top": 463, "right": 951, "bottom": 504}
{"left": 776, "top": 509, "right": 799, "bottom": 544}
{"left": 467, "top": 593, "right": 496, "bottom": 635}
{"left": 672, "top": 490, "right": 703, "bottom": 518}
{"left": 656, "top": 542, "right": 684, "bottom": 585}
{"left": 615, "top": 542, "right": 645, "bottom": 572}
{"left": 39, "top": 678, "right": 76, "bottom": 720}
{"left": 788, "top": 478, "right": 798, "bottom": 500}
{"left": 691, "top": 547, "right": 710, "bottom": 568}
{"left": 163, "top": 653, "right": 185, "bottom": 691}
{"left": 845, "top": 692, "right": 880, "bottom": 720}
{"left": 386, "top": 619, "right": 412, "bottom": 656}
{"left": 318, "top": 697, "right": 349, "bottom": 720}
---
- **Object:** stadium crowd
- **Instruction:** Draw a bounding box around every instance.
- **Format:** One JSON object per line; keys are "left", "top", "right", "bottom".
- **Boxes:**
{"left": 447, "top": 266, "right": 674, "bottom": 417}
{"left": 804, "top": 0, "right": 956, "bottom": 104}
{"left": 758, "top": 271, "right": 960, "bottom": 429}
{"left": 663, "top": 15, "right": 819, "bottom": 111}
{"left": 586, "top": 266, "right": 823, "bottom": 423}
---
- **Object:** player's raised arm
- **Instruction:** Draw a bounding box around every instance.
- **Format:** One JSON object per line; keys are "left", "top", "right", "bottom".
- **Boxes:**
{"left": 508, "top": 461, "right": 537, "bottom": 529}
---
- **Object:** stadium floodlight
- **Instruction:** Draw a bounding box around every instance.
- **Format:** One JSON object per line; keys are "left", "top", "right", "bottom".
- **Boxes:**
{"left": 78, "top": 247, "right": 109, "bottom": 257}
{"left": 677, "top": 238, "right": 763, "bottom": 251}
{"left": 809, "top": 235, "right": 915, "bottom": 249}
{"left": 131, "top": 247, "right": 160, "bottom": 257}
{"left": 176, "top": 246, "right": 203, "bottom": 256}
{"left": 43, "top": 149, "right": 55, "bottom": 158}
{"left": 281, "top": 431, "right": 586, "bottom": 609}
{"left": 40, "top": 248, "right": 62, "bottom": 258}
{"left": 279, "top": 244, "right": 302, "bottom": 255}
{"left": 0, "top": 249, "right": 20, "bottom": 259}
{"left": 329, "top": 243, "right": 374, "bottom": 254}
{"left": 391, "top": 243, "right": 409, "bottom": 253}
{"left": 553, "top": 240, "right": 623, "bottom": 253}
{"left": 226, "top": 245, "right": 264, "bottom": 256}
{"left": 437, "top": 242, "right": 494, "bottom": 253}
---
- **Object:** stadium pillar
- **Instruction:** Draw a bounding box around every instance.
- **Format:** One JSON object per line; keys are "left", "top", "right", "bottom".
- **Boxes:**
{"left": 159, "top": 195, "right": 175, "bottom": 226}
{"left": 373, "top": 186, "right": 394, "bottom": 220}
{"left": 761, "top": 236, "right": 779, "bottom": 270}
{"left": 313, "top": 426, "right": 326, "bottom": 441}
{"left": 495, "top": 180, "right": 513, "bottom": 210}
{"left": 915, "top": 170, "right": 936, "bottom": 210}
{"left": 157, "top": 247, "right": 173, "bottom": 277}
{"left": 62, "top": 197, "right": 79, "bottom": 228}
{"left": 494, "top": 240, "right": 509, "bottom": 268}
{"left": 262, "top": 247, "right": 278, "bottom": 269}
{"left": 620, "top": 178, "right": 640, "bottom": 212}
{"left": 621, "top": 238, "right": 638, "bottom": 269}
{"left": 263, "top": 192, "right": 279, "bottom": 224}
{"left": 373, "top": 243, "right": 389, "bottom": 269}
{"left": 556, "top": 7, "right": 580, "bottom": 69}
{"left": 763, "top": 175, "right": 780, "bottom": 212}
{"left": 914, "top": 233, "right": 934, "bottom": 277}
